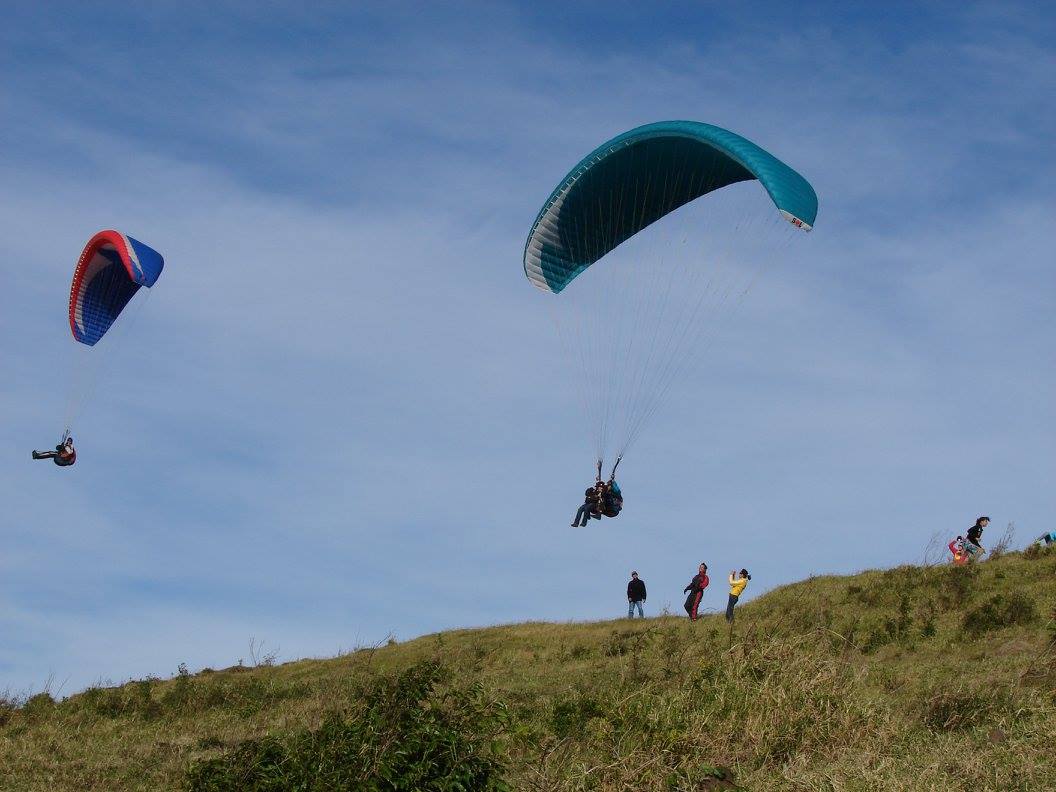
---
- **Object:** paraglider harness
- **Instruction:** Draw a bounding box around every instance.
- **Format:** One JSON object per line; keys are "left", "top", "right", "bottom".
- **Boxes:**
{"left": 594, "top": 457, "right": 624, "bottom": 518}
{"left": 55, "top": 429, "right": 76, "bottom": 466}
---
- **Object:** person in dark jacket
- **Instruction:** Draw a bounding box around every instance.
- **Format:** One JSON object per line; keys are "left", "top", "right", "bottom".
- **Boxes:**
{"left": 32, "top": 436, "right": 76, "bottom": 467}
{"left": 571, "top": 482, "right": 603, "bottom": 527}
{"left": 627, "top": 571, "right": 646, "bottom": 618}
{"left": 683, "top": 563, "right": 709, "bottom": 620}
{"left": 965, "top": 516, "right": 989, "bottom": 557}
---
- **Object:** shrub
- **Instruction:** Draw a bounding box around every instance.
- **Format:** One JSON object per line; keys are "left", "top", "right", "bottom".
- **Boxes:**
{"left": 22, "top": 693, "right": 55, "bottom": 718}
{"left": 961, "top": 593, "right": 1037, "bottom": 637}
{"left": 0, "top": 693, "right": 18, "bottom": 727}
{"left": 989, "top": 522, "right": 1016, "bottom": 560}
{"left": 162, "top": 663, "right": 194, "bottom": 714}
{"left": 918, "top": 600, "right": 938, "bottom": 639}
{"left": 846, "top": 584, "right": 880, "bottom": 606}
{"left": 921, "top": 687, "right": 1015, "bottom": 731}
{"left": 882, "top": 594, "right": 913, "bottom": 643}
{"left": 565, "top": 644, "right": 592, "bottom": 661}
{"left": 551, "top": 693, "right": 606, "bottom": 738}
{"left": 861, "top": 628, "right": 888, "bottom": 654}
{"left": 938, "top": 565, "right": 976, "bottom": 610}
{"left": 76, "top": 680, "right": 162, "bottom": 721}
{"left": 1024, "top": 542, "right": 1055, "bottom": 561}
{"left": 185, "top": 661, "right": 511, "bottom": 791}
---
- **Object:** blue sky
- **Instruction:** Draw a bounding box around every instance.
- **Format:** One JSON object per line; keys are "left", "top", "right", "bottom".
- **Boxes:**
{"left": 1, "top": 1, "right": 1053, "bottom": 695}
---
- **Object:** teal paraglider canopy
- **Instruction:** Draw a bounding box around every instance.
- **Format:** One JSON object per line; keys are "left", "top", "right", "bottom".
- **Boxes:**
{"left": 523, "top": 121, "right": 818, "bottom": 294}
{"left": 522, "top": 120, "right": 819, "bottom": 470}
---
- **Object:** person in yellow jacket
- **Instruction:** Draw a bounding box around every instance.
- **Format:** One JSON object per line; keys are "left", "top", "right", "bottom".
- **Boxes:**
{"left": 725, "top": 569, "right": 751, "bottom": 623}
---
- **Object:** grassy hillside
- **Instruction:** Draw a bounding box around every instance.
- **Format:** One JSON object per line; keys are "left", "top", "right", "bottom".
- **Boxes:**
{"left": 2, "top": 547, "right": 1054, "bottom": 791}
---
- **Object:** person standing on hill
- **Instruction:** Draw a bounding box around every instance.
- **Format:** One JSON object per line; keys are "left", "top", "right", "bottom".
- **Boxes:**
{"left": 965, "top": 516, "right": 989, "bottom": 559}
{"left": 683, "top": 563, "right": 709, "bottom": 620}
{"left": 626, "top": 571, "right": 646, "bottom": 618}
{"left": 726, "top": 569, "right": 750, "bottom": 623}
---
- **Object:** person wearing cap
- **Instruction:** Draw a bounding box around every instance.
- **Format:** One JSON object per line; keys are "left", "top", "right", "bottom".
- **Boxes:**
{"left": 726, "top": 569, "right": 751, "bottom": 623}
{"left": 683, "top": 563, "right": 709, "bottom": 620}
{"left": 626, "top": 571, "right": 646, "bottom": 618}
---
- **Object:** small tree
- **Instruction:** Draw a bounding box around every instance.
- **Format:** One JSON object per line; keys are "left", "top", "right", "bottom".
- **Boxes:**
{"left": 922, "top": 531, "right": 950, "bottom": 567}
{"left": 989, "top": 521, "right": 1016, "bottom": 560}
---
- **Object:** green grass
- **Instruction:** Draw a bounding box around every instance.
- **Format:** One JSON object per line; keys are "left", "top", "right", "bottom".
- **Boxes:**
{"left": 2, "top": 548, "right": 1054, "bottom": 790}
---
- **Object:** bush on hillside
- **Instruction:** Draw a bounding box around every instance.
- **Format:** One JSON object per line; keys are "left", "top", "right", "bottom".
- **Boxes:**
{"left": 551, "top": 692, "right": 606, "bottom": 738}
{"left": 918, "top": 599, "right": 938, "bottom": 638}
{"left": 1024, "top": 542, "right": 1055, "bottom": 561}
{"left": 77, "top": 679, "right": 163, "bottom": 721}
{"left": 0, "top": 694, "right": 18, "bottom": 727}
{"left": 846, "top": 583, "right": 880, "bottom": 607}
{"left": 185, "top": 661, "right": 511, "bottom": 792}
{"left": 961, "top": 592, "right": 1037, "bottom": 637}
{"left": 938, "top": 564, "right": 977, "bottom": 610}
{"left": 21, "top": 693, "right": 55, "bottom": 718}
{"left": 988, "top": 522, "right": 1016, "bottom": 560}
{"left": 921, "top": 684, "right": 1023, "bottom": 732}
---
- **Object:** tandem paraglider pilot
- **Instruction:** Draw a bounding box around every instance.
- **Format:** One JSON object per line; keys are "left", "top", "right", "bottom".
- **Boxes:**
{"left": 571, "top": 472, "right": 623, "bottom": 527}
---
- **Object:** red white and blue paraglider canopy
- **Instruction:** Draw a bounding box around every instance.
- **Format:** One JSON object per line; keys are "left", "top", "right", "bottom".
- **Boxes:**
{"left": 68, "top": 230, "right": 164, "bottom": 346}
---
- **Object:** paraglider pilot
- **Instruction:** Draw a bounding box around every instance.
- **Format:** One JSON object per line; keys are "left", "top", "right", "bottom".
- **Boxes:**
{"left": 600, "top": 478, "right": 623, "bottom": 517}
{"left": 32, "top": 435, "right": 76, "bottom": 467}
{"left": 683, "top": 563, "right": 709, "bottom": 621}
